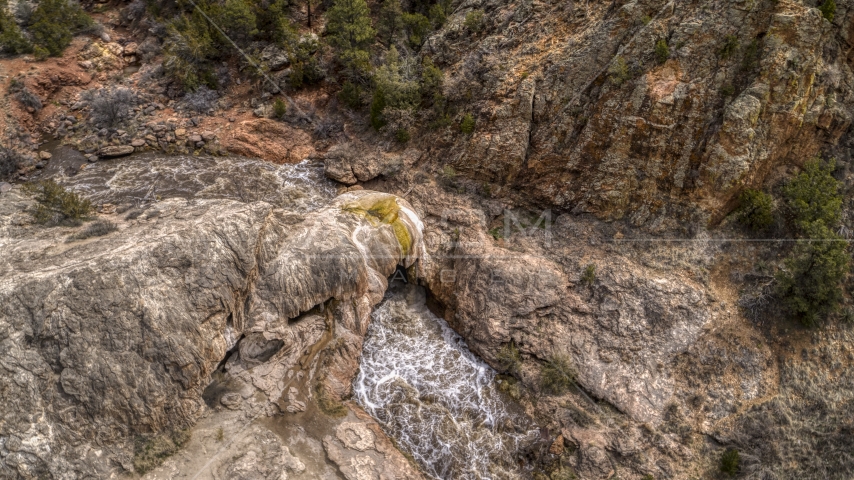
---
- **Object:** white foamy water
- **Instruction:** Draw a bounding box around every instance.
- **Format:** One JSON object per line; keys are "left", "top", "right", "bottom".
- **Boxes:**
{"left": 354, "top": 286, "right": 538, "bottom": 480}
{"left": 66, "top": 154, "right": 336, "bottom": 211}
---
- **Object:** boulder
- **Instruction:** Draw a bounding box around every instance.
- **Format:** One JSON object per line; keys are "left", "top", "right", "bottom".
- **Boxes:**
{"left": 99, "top": 145, "right": 135, "bottom": 157}
{"left": 122, "top": 42, "right": 138, "bottom": 56}
{"left": 323, "top": 142, "right": 415, "bottom": 185}
{"left": 260, "top": 45, "right": 289, "bottom": 70}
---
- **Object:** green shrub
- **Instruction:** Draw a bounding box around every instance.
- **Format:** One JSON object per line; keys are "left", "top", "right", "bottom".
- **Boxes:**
{"left": 719, "top": 35, "right": 739, "bottom": 59}
{"left": 720, "top": 448, "right": 740, "bottom": 476}
{"left": 370, "top": 88, "right": 387, "bottom": 130}
{"left": 541, "top": 354, "right": 575, "bottom": 395}
{"left": 394, "top": 128, "right": 410, "bottom": 143}
{"left": 421, "top": 56, "right": 443, "bottom": 99}
{"left": 464, "top": 9, "right": 484, "bottom": 32}
{"left": 23, "top": 179, "right": 92, "bottom": 225}
{"left": 460, "top": 113, "right": 475, "bottom": 134}
{"left": 720, "top": 84, "right": 735, "bottom": 97}
{"left": 641, "top": 475, "right": 655, "bottom": 480}
{"left": 402, "top": 12, "right": 430, "bottom": 48}
{"left": 441, "top": 165, "right": 456, "bottom": 178}
{"left": 735, "top": 189, "right": 774, "bottom": 231}
{"left": 654, "top": 39, "right": 669, "bottom": 64}
{"left": 256, "top": 0, "right": 291, "bottom": 42}
{"left": 777, "top": 223, "right": 848, "bottom": 327}
{"left": 0, "top": 2, "right": 32, "bottom": 54}
{"left": 273, "top": 97, "right": 287, "bottom": 118}
{"left": 29, "top": 0, "right": 93, "bottom": 57}
{"left": 428, "top": 2, "right": 447, "bottom": 28}
{"left": 489, "top": 226, "right": 503, "bottom": 240}
{"left": 212, "top": 0, "right": 257, "bottom": 44}
{"left": 496, "top": 374, "right": 522, "bottom": 401}
{"left": 581, "top": 264, "right": 596, "bottom": 285}
{"left": 782, "top": 159, "right": 842, "bottom": 232}
{"left": 370, "top": 46, "right": 421, "bottom": 128}
{"left": 133, "top": 429, "right": 191, "bottom": 475}
{"left": 777, "top": 159, "right": 848, "bottom": 327}
{"left": 608, "top": 55, "right": 630, "bottom": 85}
{"left": 740, "top": 39, "right": 760, "bottom": 73}
{"left": 373, "top": 47, "right": 421, "bottom": 109}
{"left": 819, "top": 0, "right": 835, "bottom": 21}
{"left": 496, "top": 341, "right": 521, "bottom": 375}
{"left": 285, "top": 36, "right": 325, "bottom": 89}
{"left": 339, "top": 81, "right": 363, "bottom": 108}
{"left": 162, "top": 13, "right": 217, "bottom": 92}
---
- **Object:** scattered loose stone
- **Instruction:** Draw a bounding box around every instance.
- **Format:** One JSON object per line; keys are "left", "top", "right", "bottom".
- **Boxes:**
{"left": 38, "top": 151, "right": 52, "bottom": 160}
{"left": 131, "top": 139, "right": 146, "bottom": 147}
{"left": 99, "top": 145, "right": 135, "bottom": 158}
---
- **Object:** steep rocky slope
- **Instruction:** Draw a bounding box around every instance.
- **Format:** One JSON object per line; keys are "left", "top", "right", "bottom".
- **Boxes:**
{"left": 420, "top": 0, "right": 854, "bottom": 227}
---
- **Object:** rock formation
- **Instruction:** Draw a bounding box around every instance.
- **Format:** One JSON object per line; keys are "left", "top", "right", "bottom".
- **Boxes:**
{"left": 0, "top": 157, "right": 424, "bottom": 478}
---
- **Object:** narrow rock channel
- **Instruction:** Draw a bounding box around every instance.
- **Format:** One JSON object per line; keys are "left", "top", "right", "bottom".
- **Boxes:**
{"left": 355, "top": 284, "right": 539, "bottom": 480}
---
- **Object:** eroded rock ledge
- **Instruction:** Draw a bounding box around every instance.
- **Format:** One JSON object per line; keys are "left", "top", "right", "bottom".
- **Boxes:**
{"left": 0, "top": 179, "right": 423, "bottom": 478}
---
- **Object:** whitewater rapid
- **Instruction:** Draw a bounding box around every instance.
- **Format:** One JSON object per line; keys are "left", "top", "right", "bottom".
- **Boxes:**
{"left": 354, "top": 285, "right": 538, "bottom": 480}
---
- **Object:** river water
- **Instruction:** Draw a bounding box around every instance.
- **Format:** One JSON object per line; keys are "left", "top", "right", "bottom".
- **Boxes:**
{"left": 354, "top": 285, "right": 538, "bottom": 480}
{"left": 52, "top": 152, "right": 536, "bottom": 478}
{"left": 58, "top": 153, "right": 337, "bottom": 211}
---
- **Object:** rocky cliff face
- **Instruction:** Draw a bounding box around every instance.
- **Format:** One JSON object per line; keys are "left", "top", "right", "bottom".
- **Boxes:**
{"left": 0, "top": 157, "right": 424, "bottom": 478}
{"left": 421, "top": 0, "right": 854, "bottom": 227}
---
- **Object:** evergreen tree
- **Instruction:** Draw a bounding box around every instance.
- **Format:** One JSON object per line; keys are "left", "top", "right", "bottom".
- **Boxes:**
{"left": 782, "top": 160, "right": 842, "bottom": 233}
{"left": 212, "top": 0, "right": 257, "bottom": 44}
{"left": 377, "top": 0, "right": 403, "bottom": 45}
{"left": 326, "top": 0, "right": 374, "bottom": 77}
{"left": 29, "top": 0, "right": 92, "bottom": 57}
{"left": 777, "top": 159, "right": 849, "bottom": 326}
{"left": 777, "top": 223, "right": 848, "bottom": 327}
{"left": 0, "top": 1, "right": 31, "bottom": 54}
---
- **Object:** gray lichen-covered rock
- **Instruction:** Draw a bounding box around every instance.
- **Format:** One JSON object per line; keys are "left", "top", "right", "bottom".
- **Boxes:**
{"left": 0, "top": 161, "right": 423, "bottom": 478}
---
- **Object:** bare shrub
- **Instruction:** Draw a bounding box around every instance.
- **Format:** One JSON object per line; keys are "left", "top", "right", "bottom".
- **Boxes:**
{"left": 122, "top": 0, "right": 146, "bottom": 24}
{"left": 182, "top": 86, "right": 218, "bottom": 115}
{"left": 15, "top": 86, "right": 43, "bottom": 111}
{"left": 83, "top": 87, "right": 137, "bottom": 127}
{"left": 0, "top": 146, "right": 28, "bottom": 178}
{"left": 69, "top": 220, "right": 118, "bottom": 240}
{"left": 314, "top": 117, "right": 342, "bottom": 139}
{"left": 381, "top": 107, "right": 414, "bottom": 136}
